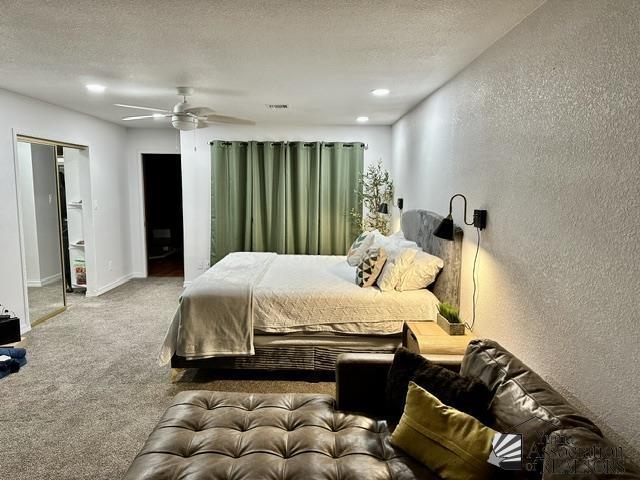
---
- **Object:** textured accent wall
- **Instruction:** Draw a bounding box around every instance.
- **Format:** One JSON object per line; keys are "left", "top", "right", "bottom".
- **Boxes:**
{"left": 392, "top": 0, "right": 640, "bottom": 456}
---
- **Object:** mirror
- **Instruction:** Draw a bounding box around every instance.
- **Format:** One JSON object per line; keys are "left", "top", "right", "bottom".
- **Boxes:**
{"left": 16, "top": 141, "right": 66, "bottom": 323}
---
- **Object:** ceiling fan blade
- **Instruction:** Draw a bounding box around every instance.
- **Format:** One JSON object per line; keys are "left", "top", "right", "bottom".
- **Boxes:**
{"left": 204, "top": 114, "right": 255, "bottom": 125}
{"left": 115, "top": 103, "right": 171, "bottom": 113}
{"left": 122, "top": 115, "right": 159, "bottom": 121}
{"left": 185, "top": 106, "right": 216, "bottom": 116}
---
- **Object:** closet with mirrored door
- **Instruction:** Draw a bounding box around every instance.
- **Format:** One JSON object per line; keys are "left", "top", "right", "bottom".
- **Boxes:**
{"left": 15, "top": 136, "right": 90, "bottom": 326}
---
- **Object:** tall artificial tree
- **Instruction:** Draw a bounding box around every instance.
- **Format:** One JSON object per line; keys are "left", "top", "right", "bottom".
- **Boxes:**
{"left": 351, "top": 160, "right": 394, "bottom": 235}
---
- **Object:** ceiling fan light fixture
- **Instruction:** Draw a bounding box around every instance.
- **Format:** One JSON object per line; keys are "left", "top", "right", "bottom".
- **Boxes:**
{"left": 171, "top": 114, "right": 197, "bottom": 131}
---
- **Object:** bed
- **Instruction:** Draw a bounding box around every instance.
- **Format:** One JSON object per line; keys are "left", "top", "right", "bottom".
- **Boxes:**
{"left": 161, "top": 210, "right": 463, "bottom": 372}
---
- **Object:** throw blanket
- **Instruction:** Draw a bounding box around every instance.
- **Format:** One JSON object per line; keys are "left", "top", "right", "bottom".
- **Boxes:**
{"left": 159, "top": 252, "right": 276, "bottom": 364}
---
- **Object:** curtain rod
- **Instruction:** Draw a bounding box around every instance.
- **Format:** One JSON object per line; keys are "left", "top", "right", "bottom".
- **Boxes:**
{"left": 208, "top": 140, "right": 368, "bottom": 150}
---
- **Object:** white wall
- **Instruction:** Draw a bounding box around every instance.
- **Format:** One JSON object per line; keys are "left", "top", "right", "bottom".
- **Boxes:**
{"left": 125, "top": 128, "right": 181, "bottom": 276}
{"left": 392, "top": 0, "right": 640, "bottom": 455}
{"left": 0, "top": 88, "right": 132, "bottom": 332}
{"left": 180, "top": 124, "right": 392, "bottom": 284}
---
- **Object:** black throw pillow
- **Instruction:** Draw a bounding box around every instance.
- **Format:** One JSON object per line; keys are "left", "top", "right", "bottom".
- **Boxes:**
{"left": 386, "top": 347, "right": 493, "bottom": 423}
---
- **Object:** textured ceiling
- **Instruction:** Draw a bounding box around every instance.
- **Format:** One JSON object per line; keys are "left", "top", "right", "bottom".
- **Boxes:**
{"left": 0, "top": 0, "right": 544, "bottom": 126}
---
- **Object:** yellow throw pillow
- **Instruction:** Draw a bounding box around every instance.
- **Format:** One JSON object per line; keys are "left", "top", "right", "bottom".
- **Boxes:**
{"left": 391, "top": 382, "right": 498, "bottom": 480}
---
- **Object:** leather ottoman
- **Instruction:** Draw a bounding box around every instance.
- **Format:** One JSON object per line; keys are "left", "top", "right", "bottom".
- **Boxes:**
{"left": 123, "top": 390, "right": 435, "bottom": 480}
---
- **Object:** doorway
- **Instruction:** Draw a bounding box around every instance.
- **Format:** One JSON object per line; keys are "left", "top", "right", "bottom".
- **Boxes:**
{"left": 142, "top": 154, "right": 184, "bottom": 277}
{"left": 15, "top": 137, "right": 89, "bottom": 326}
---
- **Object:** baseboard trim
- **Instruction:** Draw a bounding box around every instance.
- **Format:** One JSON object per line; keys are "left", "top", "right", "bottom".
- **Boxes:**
{"left": 182, "top": 280, "right": 192, "bottom": 288}
{"left": 26, "top": 273, "right": 62, "bottom": 288}
{"left": 86, "top": 273, "right": 134, "bottom": 297}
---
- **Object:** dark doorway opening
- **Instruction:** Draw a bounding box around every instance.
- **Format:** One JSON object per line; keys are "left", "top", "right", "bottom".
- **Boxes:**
{"left": 142, "top": 154, "right": 184, "bottom": 277}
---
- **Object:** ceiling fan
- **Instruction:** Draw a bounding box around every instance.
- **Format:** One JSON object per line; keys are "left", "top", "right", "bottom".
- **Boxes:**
{"left": 115, "top": 87, "right": 254, "bottom": 131}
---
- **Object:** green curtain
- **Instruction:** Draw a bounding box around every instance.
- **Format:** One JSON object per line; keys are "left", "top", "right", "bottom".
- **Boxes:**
{"left": 286, "top": 142, "right": 321, "bottom": 254}
{"left": 319, "top": 142, "right": 364, "bottom": 255}
{"left": 211, "top": 140, "right": 364, "bottom": 262}
{"left": 211, "top": 141, "right": 252, "bottom": 264}
{"left": 250, "top": 142, "right": 287, "bottom": 252}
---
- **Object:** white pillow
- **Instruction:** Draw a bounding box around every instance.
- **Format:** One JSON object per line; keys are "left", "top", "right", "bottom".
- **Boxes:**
{"left": 396, "top": 251, "right": 444, "bottom": 291}
{"left": 376, "top": 248, "right": 418, "bottom": 291}
{"left": 371, "top": 231, "right": 420, "bottom": 257}
{"left": 347, "top": 230, "right": 377, "bottom": 266}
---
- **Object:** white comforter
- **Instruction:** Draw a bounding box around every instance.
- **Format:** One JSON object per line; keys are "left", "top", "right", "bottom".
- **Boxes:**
{"left": 160, "top": 252, "right": 439, "bottom": 363}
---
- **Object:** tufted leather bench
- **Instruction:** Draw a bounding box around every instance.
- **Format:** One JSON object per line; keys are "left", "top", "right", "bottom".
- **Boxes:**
{"left": 123, "top": 390, "right": 436, "bottom": 480}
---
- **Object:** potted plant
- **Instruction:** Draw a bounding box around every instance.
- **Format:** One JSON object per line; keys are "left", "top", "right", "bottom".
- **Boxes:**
{"left": 437, "top": 302, "right": 466, "bottom": 336}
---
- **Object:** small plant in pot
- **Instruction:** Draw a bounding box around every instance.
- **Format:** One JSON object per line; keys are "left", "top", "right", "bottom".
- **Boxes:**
{"left": 437, "top": 302, "right": 466, "bottom": 336}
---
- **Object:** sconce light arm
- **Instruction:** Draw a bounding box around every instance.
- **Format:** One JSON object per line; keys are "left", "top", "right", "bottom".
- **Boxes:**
{"left": 448, "top": 193, "right": 475, "bottom": 226}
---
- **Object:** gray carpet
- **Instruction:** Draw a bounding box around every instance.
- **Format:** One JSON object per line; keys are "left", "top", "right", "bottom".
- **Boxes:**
{"left": 27, "top": 280, "right": 65, "bottom": 322}
{"left": 1, "top": 277, "right": 334, "bottom": 480}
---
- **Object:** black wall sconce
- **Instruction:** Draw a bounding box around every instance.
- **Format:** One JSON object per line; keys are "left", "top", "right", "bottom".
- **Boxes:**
{"left": 433, "top": 193, "right": 487, "bottom": 332}
{"left": 434, "top": 194, "right": 487, "bottom": 241}
{"left": 378, "top": 197, "right": 404, "bottom": 214}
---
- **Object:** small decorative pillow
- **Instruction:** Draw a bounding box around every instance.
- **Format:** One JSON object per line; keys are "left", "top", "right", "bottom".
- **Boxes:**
{"left": 346, "top": 230, "right": 377, "bottom": 266}
{"left": 355, "top": 246, "right": 388, "bottom": 287}
{"left": 390, "top": 382, "right": 498, "bottom": 480}
{"left": 376, "top": 248, "right": 417, "bottom": 291}
{"left": 396, "top": 250, "right": 444, "bottom": 291}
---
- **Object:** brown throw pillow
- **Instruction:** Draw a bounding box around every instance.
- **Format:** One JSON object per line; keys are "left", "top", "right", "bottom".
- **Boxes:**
{"left": 386, "top": 347, "right": 493, "bottom": 424}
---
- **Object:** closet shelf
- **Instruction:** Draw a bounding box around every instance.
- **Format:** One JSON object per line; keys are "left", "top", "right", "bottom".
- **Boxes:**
{"left": 68, "top": 201, "right": 83, "bottom": 208}
{"left": 69, "top": 242, "right": 85, "bottom": 249}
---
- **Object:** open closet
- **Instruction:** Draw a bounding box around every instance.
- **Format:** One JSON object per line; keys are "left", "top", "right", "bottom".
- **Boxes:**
{"left": 15, "top": 136, "right": 91, "bottom": 326}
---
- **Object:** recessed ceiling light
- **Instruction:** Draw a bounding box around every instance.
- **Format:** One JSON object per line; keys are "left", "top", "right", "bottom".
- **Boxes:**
{"left": 371, "top": 88, "right": 390, "bottom": 96}
{"left": 86, "top": 84, "right": 106, "bottom": 93}
{"left": 356, "top": 116, "right": 369, "bottom": 123}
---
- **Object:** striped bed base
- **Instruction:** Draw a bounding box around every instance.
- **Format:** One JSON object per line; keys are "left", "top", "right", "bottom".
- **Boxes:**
{"left": 171, "top": 342, "right": 400, "bottom": 371}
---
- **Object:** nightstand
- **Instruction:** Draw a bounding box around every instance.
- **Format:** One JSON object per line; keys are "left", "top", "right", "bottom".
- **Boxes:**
{"left": 402, "top": 321, "right": 475, "bottom": 368}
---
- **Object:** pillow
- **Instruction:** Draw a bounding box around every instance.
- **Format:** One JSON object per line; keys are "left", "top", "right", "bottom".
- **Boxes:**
{"left": 376, "top": 248, "right": 417, "bottom": 291}
{"left": 346, "top": 230, "right": 377, "bottom": 266}
{"left": 396, "top": 250, "right": 444, "bottom": 291}
{"left": 371, "top": 230, "right": 419, "bottom": 256}
{"left": 386, "top": 347, "right": 492, "bottom": 423}
{"left": 390, "top": 382, "right": 498, "bottom": 480}
{"left": 355, "top": 246, "right": 388, "bottom": 287}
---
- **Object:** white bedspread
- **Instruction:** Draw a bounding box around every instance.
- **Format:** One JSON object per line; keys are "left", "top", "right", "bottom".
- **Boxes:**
{"left": 254, "top": 254, "right": 438, "bottom": 334}
{"left": 160, "top": 252, "right": 439, "bottom": 363}
{"left": 159, "top": 252, "right": 276, "bottom": 364}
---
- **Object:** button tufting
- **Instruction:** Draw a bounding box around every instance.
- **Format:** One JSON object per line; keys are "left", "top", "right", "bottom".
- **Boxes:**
{"left": 125, "top": 391, "right": 433, "bottom": 480}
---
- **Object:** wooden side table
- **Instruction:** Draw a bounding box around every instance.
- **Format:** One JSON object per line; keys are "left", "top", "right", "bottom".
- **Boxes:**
{"left": 402, "top": 321, "right": 475, "bottom": 368}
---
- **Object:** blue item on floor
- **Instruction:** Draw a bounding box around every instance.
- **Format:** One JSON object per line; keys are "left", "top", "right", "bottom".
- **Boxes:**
{"left": 0, "top": 347, "right": 26, "bottom": 359}
{"left": 0, "top": 347, "right": 27, "bottom": 379}
{"left": 0, "top": 347, "right": 27, "bottom": 358}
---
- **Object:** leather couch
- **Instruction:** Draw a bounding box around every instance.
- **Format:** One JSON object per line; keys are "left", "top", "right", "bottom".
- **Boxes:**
{"left": 124, "top": 340, "right": 639, "bottom": 479}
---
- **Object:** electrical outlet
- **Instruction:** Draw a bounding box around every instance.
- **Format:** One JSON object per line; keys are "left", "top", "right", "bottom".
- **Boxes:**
{"left": 108, "top": 260, "right": 113, "bottom": 271}
{"left": 197, "top": 261, "right": 203, "bottom": 271}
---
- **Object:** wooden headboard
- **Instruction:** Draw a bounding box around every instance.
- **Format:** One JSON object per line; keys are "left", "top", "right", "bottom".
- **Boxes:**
{"left": 401, "top": 209, "right": 463, "bottom": 308}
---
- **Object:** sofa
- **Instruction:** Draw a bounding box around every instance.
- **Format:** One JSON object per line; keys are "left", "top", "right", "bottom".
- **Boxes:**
{"left": 123, "top": 340, "right": 639, "bottom": 479}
